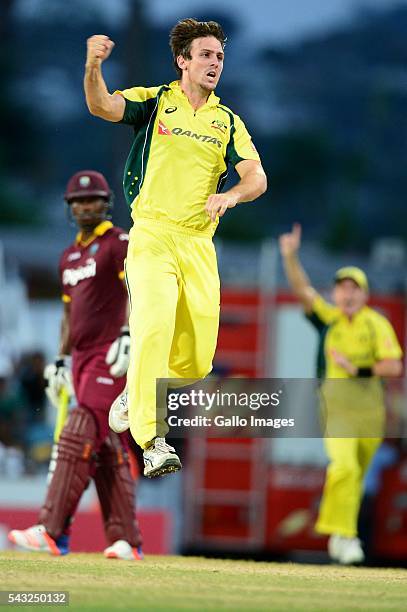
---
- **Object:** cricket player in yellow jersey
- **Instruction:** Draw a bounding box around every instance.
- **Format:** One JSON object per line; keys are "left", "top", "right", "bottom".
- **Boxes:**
{"left": 279, "top": 224, "right": 403, "bottom": 565}
{"left": 84, "top": 19, "right": 267, "bottom": 477}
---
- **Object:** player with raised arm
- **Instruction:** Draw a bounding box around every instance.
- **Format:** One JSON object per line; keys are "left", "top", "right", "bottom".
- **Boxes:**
{"left": 83, "top": 19, "right": 267, "bottom": 478}
{"left": 279, "top": 223, "right": 403, "bottom": 564}
{"left": 9, "top": 170, "right": 142, "bottom": 560}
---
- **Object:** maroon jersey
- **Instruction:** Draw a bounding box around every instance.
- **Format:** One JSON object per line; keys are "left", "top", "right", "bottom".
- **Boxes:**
{"left": 60, "top": 221, "right": 128, "bottom": 351}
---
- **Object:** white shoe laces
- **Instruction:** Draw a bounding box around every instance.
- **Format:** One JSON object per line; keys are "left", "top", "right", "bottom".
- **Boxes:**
{"left": 153, "top": 438, "right": 175, "bottom": 453}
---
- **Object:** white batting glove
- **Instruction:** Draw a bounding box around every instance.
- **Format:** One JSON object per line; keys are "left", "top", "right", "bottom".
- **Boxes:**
{"left": 106, "top": 326, "right": 131, "bottom": 377}
{"left": 44, "top": 355, "right": 74, "bottom": 409}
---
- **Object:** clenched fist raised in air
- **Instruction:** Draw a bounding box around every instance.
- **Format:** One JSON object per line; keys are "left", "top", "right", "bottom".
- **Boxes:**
{"left": 84, "top": 35, "right": 124, "bottom": 122}
{"left": 86, "top": 35, "right": 115, "bottom": 67}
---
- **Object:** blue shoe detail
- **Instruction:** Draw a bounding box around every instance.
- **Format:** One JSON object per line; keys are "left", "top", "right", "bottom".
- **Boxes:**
{"left": 55, "top": 534, "right": 70, "bottom": 555}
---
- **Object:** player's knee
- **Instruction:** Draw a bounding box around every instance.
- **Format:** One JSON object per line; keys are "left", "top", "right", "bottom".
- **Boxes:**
{"left": 58, "top": 406, "right": 97, "bottom": 460}
{"left": 328, "top": 461, "right": 361, "bottom": 483}
{"left": 139, "top": 321, "right": 175, "bottom": 348}
{"left": 96, "top": 432, "right": 127, "bottom": 467}
{"left": 171, "top": 361, "right": 212, "bottom": 381}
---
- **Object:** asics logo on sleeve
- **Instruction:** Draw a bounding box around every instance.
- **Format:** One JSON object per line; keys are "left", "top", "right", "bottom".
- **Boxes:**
{"left": 63, "top": 258, "right": 97, "bottom": 287}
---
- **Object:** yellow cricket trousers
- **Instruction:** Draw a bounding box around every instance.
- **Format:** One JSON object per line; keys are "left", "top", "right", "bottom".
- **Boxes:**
{"left": 125, "top": 219, "right": 220, "bottom": 448}
{"left": 315, "top": 437, "right": 381, "bottom": 538}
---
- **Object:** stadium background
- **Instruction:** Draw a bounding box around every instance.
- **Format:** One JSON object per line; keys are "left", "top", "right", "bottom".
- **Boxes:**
{"left": 0, "top": 0, "right": 406, "bottom": 564}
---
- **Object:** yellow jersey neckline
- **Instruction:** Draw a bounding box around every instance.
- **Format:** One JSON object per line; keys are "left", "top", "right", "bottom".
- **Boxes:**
{"left": 336, "top": 305, "right": 370, "bottom": 325}
{"left": 169, "top": 80, "right": 220, "bottom": 109}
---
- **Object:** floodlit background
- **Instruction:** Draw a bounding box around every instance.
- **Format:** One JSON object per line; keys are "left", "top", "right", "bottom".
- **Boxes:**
{"left": 0, "top": 0, "right": 406, "bottom": 561}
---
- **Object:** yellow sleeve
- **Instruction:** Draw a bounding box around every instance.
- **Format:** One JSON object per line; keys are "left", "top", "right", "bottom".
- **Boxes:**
{"left": 114, "top": 86, "right": 161, "bottom": 126}
{"left": 114, "top": 86, "right": 161, "bottom": 102}
{"left": 372, "top": 314, "right": 403, "bottom": 360}
{"left": 227, "top": 113, "right": 260, "bottom": 166}
{"left": 311, "top": 294, "right": 340, "bottom": 325}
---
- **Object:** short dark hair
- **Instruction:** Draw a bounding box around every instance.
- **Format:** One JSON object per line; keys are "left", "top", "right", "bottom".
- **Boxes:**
{"left": 169, "top": 18, "right": 227, "bottom": 78}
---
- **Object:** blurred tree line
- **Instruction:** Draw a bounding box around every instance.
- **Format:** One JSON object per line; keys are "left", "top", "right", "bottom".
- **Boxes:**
{"left": 2, "top": 1, "right": 406, "bottom": 251}
{"left": 256, "top": 5, "right": 407, "bottom": 250}
{"left": 0, "top": 0, "right": 42, "bottom": 225}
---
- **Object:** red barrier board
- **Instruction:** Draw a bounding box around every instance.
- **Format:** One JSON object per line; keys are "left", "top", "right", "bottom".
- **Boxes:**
{"left": 372, "top": 460, "right": 407, "bottom": 560}
{"left": 0, "top": 508, "right": 172, "bottom": 555}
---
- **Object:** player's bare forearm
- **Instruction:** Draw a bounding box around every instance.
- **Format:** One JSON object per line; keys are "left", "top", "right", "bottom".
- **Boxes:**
{"left": 282, "top": 253, "right": 316, "bottom": 311}
{"left": 373, "top": 359, "right": 403, "bottom": 377}
{"left": 225, "top": 165, "right": 267, "bottom": 205}
{"left": 283, "top": 252, "right": 310, "bottom": 293}
{"left": 84, "top": 34, "right": 125, "bottom": 122}
{"left": 331, "top": 351, "right": 402, "bottom": 377}
{"left": 84, "top": 63, "right": 110, "bottom": 116}
{"left": 59, "top": 303, "right": 71, "bottom": 356}
{"left": 279, "top": 224, "right": 315, "bottom": 311}
{"left": 205, "top": 161, "right": 266, "bottom": 222}
{"left": 84, "top": 65, "right": 124, "bottom": 122}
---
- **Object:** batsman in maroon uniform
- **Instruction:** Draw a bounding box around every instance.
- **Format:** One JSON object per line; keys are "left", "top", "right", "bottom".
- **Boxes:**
{"left": 8, "top": 170, "right": 143, "bottom": 560}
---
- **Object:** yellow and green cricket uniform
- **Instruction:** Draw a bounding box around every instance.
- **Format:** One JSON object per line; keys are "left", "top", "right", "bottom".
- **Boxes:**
{"left": 307, "top": 294, "right": 402, "bottom": 537}
{"left": 116, "top": 80, "right": 261, "bottom": 448}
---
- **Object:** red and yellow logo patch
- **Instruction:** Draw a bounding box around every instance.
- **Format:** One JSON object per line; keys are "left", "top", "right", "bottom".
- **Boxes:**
{"left": 158, "top": 120, "right": 171, "bottom": 136}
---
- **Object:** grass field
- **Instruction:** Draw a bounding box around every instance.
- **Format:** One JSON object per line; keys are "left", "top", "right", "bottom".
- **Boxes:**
{"left": 1, "top": 552, "right": 406, "bottom": 611}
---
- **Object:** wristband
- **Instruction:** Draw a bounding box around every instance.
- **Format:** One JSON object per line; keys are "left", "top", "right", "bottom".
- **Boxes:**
{"left": 55, "top": 356, "right": 67, "bottom": 368}
{"left": 55, "top": 354, "right": 71, "bottom": 368}
{"left": 357, "top": 367, "right": 373, "bottom": 377}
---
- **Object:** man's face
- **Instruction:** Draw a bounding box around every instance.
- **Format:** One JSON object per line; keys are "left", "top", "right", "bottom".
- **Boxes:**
{"left": 332, "top": 279, "right": 367, "bottom": 317}
{"left": 70, "top": 197, "right": 108, "bottom": 230}
{"left": 179, "top": 36, "right": 224, "bottom": 91}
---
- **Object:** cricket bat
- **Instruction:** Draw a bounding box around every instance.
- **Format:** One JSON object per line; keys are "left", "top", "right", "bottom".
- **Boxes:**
{"left": 54, "top": 385, "right": 70, "bottom": 443}
{"left": 47, "top": 386, "right": 70, "bottom": 485}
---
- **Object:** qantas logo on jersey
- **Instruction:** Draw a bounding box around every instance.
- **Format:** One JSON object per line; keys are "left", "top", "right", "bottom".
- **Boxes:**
{"left": 158, "top": 122, "right": 222, "bottom": 148}
{"left": 63, "top": 258, "right": 96, "bottom": 287}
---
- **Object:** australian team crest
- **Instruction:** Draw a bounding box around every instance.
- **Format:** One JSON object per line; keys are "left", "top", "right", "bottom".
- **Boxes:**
{"left": 89, "top": 243, "right": 99, "bottom": 255}
{"left": 211, "top": 119, "right": 227, "bottom": 134}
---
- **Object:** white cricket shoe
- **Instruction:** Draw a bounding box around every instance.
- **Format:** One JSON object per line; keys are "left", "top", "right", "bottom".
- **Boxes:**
{"left": 143, "top": 437, "right": 182, "bottom": 478}
{"left": 109, "top": 389, "right": 129, "bottom": 433}
{"left": 327, "top": 534, "right": 343, "bottom": 562}
{"left": 339, "top": 537, "right": 365, "bottom": 565}
{"left": 8, "top": 524, "right": 67, "bottom": 556}
{"left": 328, "top": 534, "right": 365, "bottom": 565}
{"left": 103, "top": 540, "right": 143, "bottom": 561}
